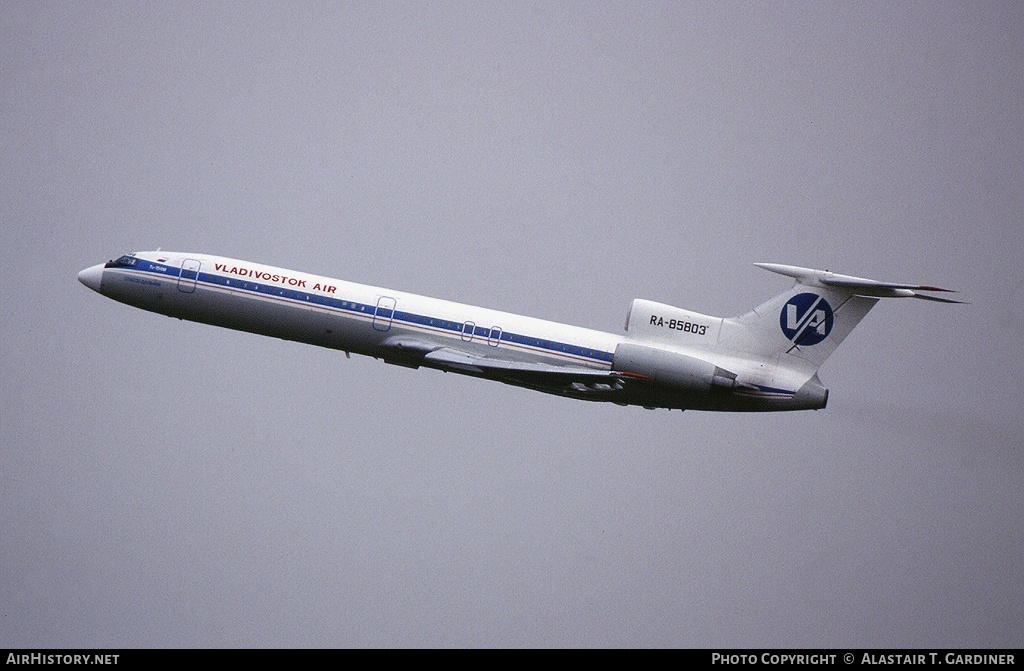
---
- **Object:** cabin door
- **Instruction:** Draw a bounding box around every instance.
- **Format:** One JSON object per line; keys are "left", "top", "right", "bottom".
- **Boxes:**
{"left": 177, "top": 259, "right": 201, "bottom": 293}
{"left": 373, "top": 296, "right": 396, "bottom": 331}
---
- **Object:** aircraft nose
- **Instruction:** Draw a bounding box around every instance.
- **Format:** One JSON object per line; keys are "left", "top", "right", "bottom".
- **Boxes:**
{"left": 78, "top": 264, "right": 104, "bottom": 292}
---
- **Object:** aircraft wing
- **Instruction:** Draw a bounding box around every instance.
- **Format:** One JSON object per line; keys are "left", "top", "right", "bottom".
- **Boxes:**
{"left": 424, "top": 347, "right": 623, "bottom": 380}
{"left": 378, "top": 336, "right": 635, "bottom": 392}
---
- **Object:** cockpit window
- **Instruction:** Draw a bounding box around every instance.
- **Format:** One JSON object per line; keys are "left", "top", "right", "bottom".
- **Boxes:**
{"left": 113, "top": 255, "right": 137, "bottom": 267}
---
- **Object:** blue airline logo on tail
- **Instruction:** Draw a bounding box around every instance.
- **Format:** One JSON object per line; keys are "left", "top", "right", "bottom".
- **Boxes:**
{"left": 780, "top": 293, "right": 834, "bottom": 346}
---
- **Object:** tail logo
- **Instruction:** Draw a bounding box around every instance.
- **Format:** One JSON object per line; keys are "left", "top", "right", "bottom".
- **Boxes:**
{"left": 780, "top": 293, "right": 834, "bottom": 346}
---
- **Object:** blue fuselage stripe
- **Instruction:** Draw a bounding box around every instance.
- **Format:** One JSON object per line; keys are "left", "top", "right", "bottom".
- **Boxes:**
{"left": 112, "top": 259, "right": 616, "bottom": 365}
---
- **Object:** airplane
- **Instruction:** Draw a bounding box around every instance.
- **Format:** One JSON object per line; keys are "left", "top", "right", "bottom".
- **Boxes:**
{"left": 78, "top": 252, "right": 959, "bottom": 412}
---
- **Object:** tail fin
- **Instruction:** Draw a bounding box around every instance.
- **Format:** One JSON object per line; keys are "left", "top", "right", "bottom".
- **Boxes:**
{"left": 718, "top": 264, "right": 960, "bottom": 371}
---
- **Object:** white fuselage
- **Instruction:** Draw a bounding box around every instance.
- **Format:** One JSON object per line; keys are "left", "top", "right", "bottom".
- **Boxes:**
{"left": 84, "top": 251, "right": 622, "bottom": 368}
{"left": 79, "top": 251, "right": 831, "bottom": 411}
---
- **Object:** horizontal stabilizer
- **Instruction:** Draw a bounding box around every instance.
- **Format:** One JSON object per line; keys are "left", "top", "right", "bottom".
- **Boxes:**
{"left": 754, "top": 263, "right": 961, "bottom": 302}
{"left": 910, "top": 293, "right": 965, "bottom": 304}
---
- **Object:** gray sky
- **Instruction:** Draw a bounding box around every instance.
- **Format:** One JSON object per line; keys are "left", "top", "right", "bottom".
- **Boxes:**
{"left": 2, "top": 1, "right": 1022, "bottom": 647}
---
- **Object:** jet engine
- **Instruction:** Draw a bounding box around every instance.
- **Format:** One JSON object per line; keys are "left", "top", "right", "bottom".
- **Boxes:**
{"left": 613, "top": 342, "right": 737, "bottom": 394}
